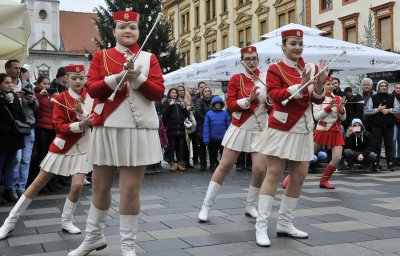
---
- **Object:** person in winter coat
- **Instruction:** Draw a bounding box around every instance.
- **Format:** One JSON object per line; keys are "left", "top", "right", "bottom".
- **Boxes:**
{"left": 343, "top": 118, "right": 377, "bottom": 170}
{"left": 203, "top": 96, "right": 230, "bottom": 171}
{"left": 0, "top": 73, "right": 26, "bottom": 204}
{"left": 365, "top": 79, "right": 400, "bottom": 171}
{"left": 162, "top": 88, "right": 188, "bottom": 171}
{"left": 342, "top": 87, "right": 364, "bottom": 132}
{"left": 194, "top": 86, "right": 213, "bottom": 171}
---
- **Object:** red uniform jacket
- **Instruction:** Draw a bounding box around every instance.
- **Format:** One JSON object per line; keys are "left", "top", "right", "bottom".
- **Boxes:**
{"left": 267, "top": 57, "right": 325, "bottom": 131}
{"left": 226, "top": 69, "right": 270, "bottom": 127}
{"left": 87, "top": 43, "right": 164, "bottom": 126}
{"left": 35, "top": 87, "right": 55, "bottom": 130}
{"left": 48, "top": 89, "right": 89, "bottom": 154}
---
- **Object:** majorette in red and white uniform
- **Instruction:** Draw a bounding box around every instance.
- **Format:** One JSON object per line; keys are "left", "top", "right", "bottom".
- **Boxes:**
{"left": 253, "top": 29, "right": 325, "bottom": 161}
{"left": 86, "top": 11, "right": 165, "bottom": 167}
{"left": 40, "top": 65, "right": 94, "bottom": 176}
{"left": 313, "top": 76, "right": 346, "bottom": 146}
{"left": 222, "top": 46, "right": 270, "bottom": 152}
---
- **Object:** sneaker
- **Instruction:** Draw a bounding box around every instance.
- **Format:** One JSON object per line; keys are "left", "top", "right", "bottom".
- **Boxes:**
{"left": 83, "top": 178, "right": 91, "bottom": 185}
{"left": 4, "top": 189, "right": 18, "bottom": 203}
{"left": 388, "top": 162, "right": 396, "bottom": 171}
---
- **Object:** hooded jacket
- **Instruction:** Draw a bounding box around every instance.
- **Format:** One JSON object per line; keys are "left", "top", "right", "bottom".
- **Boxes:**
{"left": 344, "top": 118, "right": 374, "bottom": 154}
{"left": 203, "top": 96, "right": 231, "bottom": 144}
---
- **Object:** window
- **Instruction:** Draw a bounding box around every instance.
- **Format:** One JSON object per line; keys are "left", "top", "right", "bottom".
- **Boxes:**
{"left": 320, "top": 0, "right": 332, "bottom": 13}
{"left": 206, "top": 0, "right": 216, "bottom": 21}
{"left": 339, "top": 13, "right": 359, "bottom": 44}
{"left": 288, "top": 10, "right": 296, "bottom": 23}
{"left": 345, "top": 26, "right": 357, "bottom": 43}
{"left": 222, "top": 35, "right": 228, "bottom": 49}
{"left": 371, "top": 2, "right": 395, "bottom": 51}
{"left": 316, "top": 20, "right": 334, "bottom": 38}
{"left": 259, "top": 20, "right": 267, "bottom": 39}
{"left": 343, "top": 0, "right": 357, "bottom": 5}
{"left": 180, "top": 12, "right": 190, "bottom": 34}
{"left": 238, "top": 27, "right": 251, "bottom": 47}
{"left": 39, "top": 10, "right": 47, "bottom": 20}
{"left": 278, "top": 14, "right": 286, "bottom": 27}
{"left": 207, "top": 40, "right": 217, "bottom": 58}
{"left": 195, "top": 46, "right": 200, "bottom": 63}
{"left": 195, "top": 6, "right": 199, "bottom": 27}
{"left": 222, "top": 0, "right": 227, "bottom": 12}
{"left": 182, "top": 50, "right": 190, "bottom": 67}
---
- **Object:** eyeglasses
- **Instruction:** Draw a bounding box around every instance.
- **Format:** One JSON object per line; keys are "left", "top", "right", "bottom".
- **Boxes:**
{"left": 243, "top": 57, "right": 258, "bottom": 62}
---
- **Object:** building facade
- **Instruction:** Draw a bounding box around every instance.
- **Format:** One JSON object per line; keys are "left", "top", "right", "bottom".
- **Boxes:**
{"left": 21, "top": 0, "right": 98, "bottom": 80}
{"left": 162, "top": 0, "right": 305, "bottom": 66}
{"left": 307, "top": 0, "right": 399, "bottom": 52}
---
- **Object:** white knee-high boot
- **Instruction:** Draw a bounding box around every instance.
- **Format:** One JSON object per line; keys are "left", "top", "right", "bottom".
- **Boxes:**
{"left": 276, "top": 195, "right": 308, "bottom": 238}
{"left": 245, "top": 185, "right": 260, "bottom": 218}
{"left": 67, "top": 203, "right": 108, "bottom": 256}
{"left": 0, "top": 194, "right": 32, "bottom": 240}
{"left": 198, "top": 181, "right": 220, "bottom": 222}
{"left": 255, "top": 195, "right": 274, "bottom": 247}
{"left": 61, "top": 198, "right": 81, "bottom": 234}
{"left": 120, "top": 214, "right": 138, "bottom": 256}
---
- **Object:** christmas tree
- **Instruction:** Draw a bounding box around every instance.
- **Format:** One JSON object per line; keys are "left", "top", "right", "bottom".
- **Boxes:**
{"left": 92, "top": 0, "right": 182, "bottom": 74}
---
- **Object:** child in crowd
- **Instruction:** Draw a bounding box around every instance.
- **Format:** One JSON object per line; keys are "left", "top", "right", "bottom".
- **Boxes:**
{"left": 203, "top": 96, "right": 230, "bottom": 171}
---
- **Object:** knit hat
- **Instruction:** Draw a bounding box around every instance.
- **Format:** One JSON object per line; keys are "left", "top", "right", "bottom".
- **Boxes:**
{"left": 376, "top": 80, "right": 388, "bottom": 93}
{"left": 56, "top": 67, "right": 66, "bottom": 78}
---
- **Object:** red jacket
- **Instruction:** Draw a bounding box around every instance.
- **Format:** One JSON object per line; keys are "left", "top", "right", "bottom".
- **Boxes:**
{"left": 48, "top": 89, "right": 90, "bottom": 154}
{"left": 87, "top": 43, "right": 164, "bottom": 127}
{"left": 267, "top": 58, "right": 324, "bottom": 131}
{"left": 35, "top": 87, "right": 55, "bottom": 130}
{"left": 226, "top": 69, "right": 269, "bottom": 127}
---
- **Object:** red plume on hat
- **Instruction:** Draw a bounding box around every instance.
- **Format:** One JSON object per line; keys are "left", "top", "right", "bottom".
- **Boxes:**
{"left": 281, "top": 29, "right": 303, "bottom": 40}
{"left": 113, "top": 11, "right": 140, "bottom": 22}
{"left": 64, "top": 64, "right": 85, "bottom": 73}
{"left": 240, "top": 46, "right": 257, "bottom": 55}
{"left": 325, "top": 76, "right": 334, "bottom": 83}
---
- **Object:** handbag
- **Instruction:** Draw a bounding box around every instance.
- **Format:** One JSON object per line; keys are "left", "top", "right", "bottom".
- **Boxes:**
{"left": 3, "top": 106, "right": 31, "bottom": 136}
{"left": 185, "top": 111, "right": 197, "bottom": 134}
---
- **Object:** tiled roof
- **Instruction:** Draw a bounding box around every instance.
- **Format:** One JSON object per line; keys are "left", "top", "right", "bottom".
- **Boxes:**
{"left": 59, "top": 11, "right": 99, "bottom": 55}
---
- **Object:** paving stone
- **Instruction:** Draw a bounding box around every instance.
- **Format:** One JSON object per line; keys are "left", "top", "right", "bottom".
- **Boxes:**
{"left": 355, "top": 238, "right": 400, "bottom": 254}
{"left": 147, "top": 226, "right": 209, "bottom": 239}
{"left": 297, "top": 242, "right": 383, "bottom": 256}
{"left": 137, "top": 238, "right": 192, "bottom": 252}
{"left": 0, "top": 243, "right": 44, "bottom": 256}
{"left": 8, "top": 232, "right": 63, "bottom": 246}
{"left": 309, "top": 214, "right": 357, "bottom": 223}
{"left": 181, "top": 230, "right": 255, "bottom": 247}
{"left": 312, "top": 220, "right": 376, "bottom": 232}
{"left": 300, "top": 230, "right": 376, "bottom": 247}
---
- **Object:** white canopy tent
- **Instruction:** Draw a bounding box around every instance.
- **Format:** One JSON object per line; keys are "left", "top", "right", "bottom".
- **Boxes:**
{"left": 0, "top": 0, "right": 31, "bottom": 72}
{"left": 261, "top": 23, "right": 324, "bottom": 38}
{"left": 164, "top": 24, "right": 400, "bottom": 85}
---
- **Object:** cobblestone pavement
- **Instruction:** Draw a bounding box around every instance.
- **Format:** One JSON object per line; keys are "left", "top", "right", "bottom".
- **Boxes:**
{"left": 1, "top": 165, "right": 400, "bottom": 256}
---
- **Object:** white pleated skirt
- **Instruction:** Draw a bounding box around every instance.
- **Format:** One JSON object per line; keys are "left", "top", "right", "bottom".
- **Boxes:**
{"left": 88, "top": 127, "right": 163, "bottom": 167}
{"left": 40, "top": 152, "right": 91, "bottom": 176}
{"left": 252, "top": 127, "right": 314, "bottom": 161}
{"left": 221, "top": 124, "right": 262, "bottom": 153}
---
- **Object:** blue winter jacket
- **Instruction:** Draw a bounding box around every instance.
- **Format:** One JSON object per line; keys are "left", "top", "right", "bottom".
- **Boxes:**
{"left": 203, "top": 96, "right": 231, "bottom": 144}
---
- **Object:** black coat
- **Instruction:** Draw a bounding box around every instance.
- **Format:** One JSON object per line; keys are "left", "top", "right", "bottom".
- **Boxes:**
{"left": 194, "top": 97, "right": 212, "bottom": 139}
{"left": 0, "top": 92, "right": 26, "bottom": 151}
{"left": 343, "top": 93, "right": 364, "bottom": 128}
{"left": 162, "top": 98, "right": 188, "bottom": 136}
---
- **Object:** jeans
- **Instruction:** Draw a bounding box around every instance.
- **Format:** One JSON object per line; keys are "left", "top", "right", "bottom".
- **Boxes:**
{"left": 12, "top": 128, "right": 35, "bottom": 192}
{"left": 310, "top": 151, "right": 328, "bottom": 164}
{"left": 168, "top": 135, "right": 185, "bottom": 162}
{"left": 0, "top": 150, "right": 18, "bottom": 190}
{"left": 343, "top": 148, "right": 377, "bottom": 166}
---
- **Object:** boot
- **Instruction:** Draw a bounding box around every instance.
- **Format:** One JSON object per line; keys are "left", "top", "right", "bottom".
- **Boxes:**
{"left": 319, "top": 164, "right": 336, "bottom": 189}
{"left": 168, "top": 162, "right": 177, "bottom": 172}
{"left": 276, "top": 195, "right": 308, "bottom": 238}
{"left": 67, "top": 204, "right": 108, "bottom": 256}
{"left": 120, "top": 214, "right": 138, "bottom": 256}
{"left": 255, "top": 195, "right": 274, "bottom": 247}
{"left": 282, "top": 175, "right": 290, "bottom": 189}
{"left": 0, "top": 194, "right": 32, "bottom": 239}
{"left": 61, "top": 198, "right": 81, "bottom": 234}
{"left": 177, "top": 161, "right": 186, "bottom": 172}
{"left": 245, "top": 185, "right": 259, "bottom": 218}
{"left": 198, "top": 181, "right": 220, "bottom": 222}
